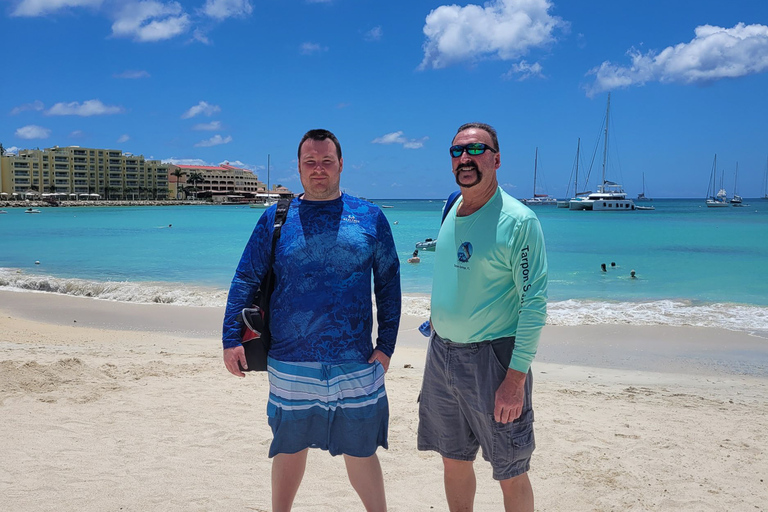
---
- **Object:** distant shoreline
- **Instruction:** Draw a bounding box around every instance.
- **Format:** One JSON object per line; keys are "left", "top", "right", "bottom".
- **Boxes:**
{"left": 1, "top": 200, "right": 218, "bottom": 208}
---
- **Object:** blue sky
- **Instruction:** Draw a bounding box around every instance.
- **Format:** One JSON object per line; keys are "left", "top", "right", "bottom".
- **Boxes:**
{"left": 2, "top": 0, "right": 767, "bottom": 199}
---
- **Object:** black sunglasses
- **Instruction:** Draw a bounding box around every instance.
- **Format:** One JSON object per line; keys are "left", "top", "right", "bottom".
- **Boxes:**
{"left": 449, "top": 143, "right": 497, "bottom": 158}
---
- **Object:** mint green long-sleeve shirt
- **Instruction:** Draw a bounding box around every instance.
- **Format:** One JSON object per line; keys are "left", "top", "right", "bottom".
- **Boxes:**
{"left": 430, "top": 187, "right": 548, "bottom": 373}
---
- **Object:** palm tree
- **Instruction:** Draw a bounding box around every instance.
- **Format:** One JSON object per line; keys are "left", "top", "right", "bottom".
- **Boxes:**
{"left": 171, "top": 168, "right": 186, "bottom": 199}
{"left": 186, "top": 171, "right": 204, "bottom": 199}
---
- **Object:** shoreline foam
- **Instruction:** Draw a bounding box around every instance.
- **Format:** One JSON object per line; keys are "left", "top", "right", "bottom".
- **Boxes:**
{"left": 3, "top": 270, "right": 767, "bottom": 338}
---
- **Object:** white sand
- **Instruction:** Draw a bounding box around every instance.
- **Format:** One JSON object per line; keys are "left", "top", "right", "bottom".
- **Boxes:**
{"left": 1, "top": 292, "right": 767, "bottom": 511}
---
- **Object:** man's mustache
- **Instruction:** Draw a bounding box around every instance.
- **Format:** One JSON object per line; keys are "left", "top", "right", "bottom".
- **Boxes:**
{"left": 455, "top": 162, "right": 478, "bottom": 173}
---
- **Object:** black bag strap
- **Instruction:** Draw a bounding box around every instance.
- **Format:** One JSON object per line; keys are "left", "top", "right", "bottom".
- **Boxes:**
{"left": 442, "top": 190, "right": 461, "bottom": 225}
{"left": 259, "top": 198, "right": 292, "bottom": 316}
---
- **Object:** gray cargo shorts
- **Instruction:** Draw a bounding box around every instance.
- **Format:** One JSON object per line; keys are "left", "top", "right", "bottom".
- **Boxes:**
{"left": 417, "top": 331, "right": 535, "bottom": 481}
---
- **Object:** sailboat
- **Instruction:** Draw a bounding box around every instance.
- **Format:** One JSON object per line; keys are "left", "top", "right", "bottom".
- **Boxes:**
{"left": 521, "top": 147, "right": 556, "bottom": 205}
{"left": 730, "top": 162, "right": 743, "bottom": 205}
{"left": 763, "top": 157, "right": 768, "bottom": 200}
{"left": 637, "top": 172, "right": 652, "bottom": 201}
{"left": 251, "top": 154, "right": 278, "bottom": 208}
{"left": 705, "top": 154, "right": 728, "bottom": 207}
{"left": 569, "top": 93, "right": 636, "bottom": 211}
{"left": 558, "top": 138, "right": 590, "bottom": 208}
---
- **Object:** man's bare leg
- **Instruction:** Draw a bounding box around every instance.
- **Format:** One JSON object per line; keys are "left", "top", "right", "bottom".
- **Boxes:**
{"left": 443, "top": 457, "right": 476, "bottom": 512}
{"left": 343, "top": 453, "right": 387, "bottom": 512}
{"left": 272, "top": 449, "right": 309, "bottom": 512}
{"left": 499, "top": 472, "right": 534, "bottom": 512}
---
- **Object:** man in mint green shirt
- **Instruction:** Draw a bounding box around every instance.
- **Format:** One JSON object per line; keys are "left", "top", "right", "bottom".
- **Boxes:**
{"left": 418, "top": 122, "right": 547, "bottom": 512}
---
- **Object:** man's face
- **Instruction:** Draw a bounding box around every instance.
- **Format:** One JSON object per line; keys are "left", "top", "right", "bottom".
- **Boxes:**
{"left": 451, "top": 128, "right": 500, "bottom": 189}
{"left": 298, "top": 138, "right": 343, "bottom": 201}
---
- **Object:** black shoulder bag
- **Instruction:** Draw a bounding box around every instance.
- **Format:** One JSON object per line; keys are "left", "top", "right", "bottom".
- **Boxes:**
{"left": 239, "top": 198, "right": 291, "bottom": 372}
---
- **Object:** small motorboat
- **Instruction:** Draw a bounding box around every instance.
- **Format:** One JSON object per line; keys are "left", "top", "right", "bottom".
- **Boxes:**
{"left": 0, "top": 210, "right": 7, "bottom": 214}
{"left": 25, "top": 208, "right": 41, "bottom": 214}
{"left": 635, "top": 205, "right": 655, "bottom": 211}
{"left": 381, "top": 205, "right": 394, "bottom": 208}
{"left": 415, "top": 238, "right": 437, "bottom": 251}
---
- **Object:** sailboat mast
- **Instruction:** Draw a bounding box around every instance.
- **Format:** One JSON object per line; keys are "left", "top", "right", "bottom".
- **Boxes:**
{"left": 601, "top": 93, "right": 610, "bottom": 187}
{"left": 733, "top": 162, "right": 738, "bottom": 195}
{"left": 575, "top": 138, "right": 580, "bottom": 195}
{"left": 267, "top": 154, "right": 271, "bottom": 196}
{"left": 533, "top": 147, "right": 538, "bottom": 197}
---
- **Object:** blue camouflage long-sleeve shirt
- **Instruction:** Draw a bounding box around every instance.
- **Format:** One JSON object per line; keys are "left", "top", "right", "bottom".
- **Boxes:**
{"left": 222, "top": 193, "right": 401, "bottom": 363}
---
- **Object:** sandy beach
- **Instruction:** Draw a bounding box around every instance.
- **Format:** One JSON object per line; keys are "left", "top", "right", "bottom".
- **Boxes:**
{"left": 1, "top": 290, "right": 767, "bottom": 511}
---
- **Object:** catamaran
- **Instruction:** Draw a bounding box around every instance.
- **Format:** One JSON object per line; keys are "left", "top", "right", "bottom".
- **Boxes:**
{"left": 569, "top": 93, "right": 636, "bottom": 211}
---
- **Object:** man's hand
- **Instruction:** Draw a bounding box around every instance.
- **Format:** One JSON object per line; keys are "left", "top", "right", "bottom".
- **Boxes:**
{"left": 368, "top": 349, "right": 391, "bottom": 372}
{"left": 494, "top": 369, "right": 527, "bottom": 423}
{"left": 223, "top": 345, "right": 247, "bottom": 377}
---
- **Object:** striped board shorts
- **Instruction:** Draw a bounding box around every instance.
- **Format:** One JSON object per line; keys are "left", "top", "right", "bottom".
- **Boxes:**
{"left": 266, "top": 357, "right": 389, "bottom": 458}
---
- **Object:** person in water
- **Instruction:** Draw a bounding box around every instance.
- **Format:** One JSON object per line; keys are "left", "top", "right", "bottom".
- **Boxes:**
{"left": 408, "top": 250, "right": 420, "bottom": 263}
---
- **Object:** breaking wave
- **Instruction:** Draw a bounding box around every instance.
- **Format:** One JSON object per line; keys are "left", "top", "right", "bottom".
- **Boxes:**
{"left": 403, "top": 295, "right": 768, "bottom": 338}
{"left": 3, "top": 269, "right": 767, "bottom": 337}
{"left": 0, "top": 268, "right": 226, "bottom": 307}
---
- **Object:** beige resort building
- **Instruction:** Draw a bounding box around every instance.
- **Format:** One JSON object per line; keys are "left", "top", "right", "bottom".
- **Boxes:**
{"left": 169, "top": 162, "right": 293, "bottom": 203}
{"left": 0, "top": 146, "right": 169, "bottom": 200}
{"left": 1, "top": 148, "right": 294, "bottom": 203}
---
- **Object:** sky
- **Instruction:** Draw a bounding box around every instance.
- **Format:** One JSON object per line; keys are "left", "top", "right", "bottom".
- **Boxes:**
{"left": 2, "top": 0, "right": 767, "bottom": 199}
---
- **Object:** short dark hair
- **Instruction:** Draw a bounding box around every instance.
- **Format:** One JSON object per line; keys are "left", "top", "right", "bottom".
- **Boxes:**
{"left": 298, "top": 129, "right": 342, "bottom": 160}
{"left": 455, "top": 122, "right": 499, "bottom": 152}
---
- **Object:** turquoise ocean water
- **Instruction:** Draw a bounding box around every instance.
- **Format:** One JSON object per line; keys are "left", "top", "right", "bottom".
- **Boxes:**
{"left": 1, "top": 199, "right": 767, "bottom": 337}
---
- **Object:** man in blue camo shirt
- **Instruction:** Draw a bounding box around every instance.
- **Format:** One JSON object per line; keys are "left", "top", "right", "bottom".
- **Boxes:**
{"left": 222, "top": 129, "right": 401, "bottom": 512}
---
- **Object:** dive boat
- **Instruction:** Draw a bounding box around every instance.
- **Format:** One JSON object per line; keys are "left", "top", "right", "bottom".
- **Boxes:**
{"left": 25, "top": 208, "right": 41, "bottom": 213}
{"left": 569, "top": 94, "right": 635, "bottom": 211}
{"left": 415, "top": 238, "right": 437, "bottom": 251}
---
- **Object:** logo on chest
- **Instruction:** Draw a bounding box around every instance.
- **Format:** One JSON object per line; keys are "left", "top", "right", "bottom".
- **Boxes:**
{"left": 457, "top": 242, "right": 473, "bottom": 263}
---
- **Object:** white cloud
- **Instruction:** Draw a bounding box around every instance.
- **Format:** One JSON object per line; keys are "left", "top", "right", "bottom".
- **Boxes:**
{"left": 586, "top": 23, "right": 768, "bottom": 97}
{"left": 372, "top": 131, "right": 428, "bottom": 149}
{"left": 181, "top": 101, "right": 221, "bottom": 119}
{"left": 364, "top": 26, "right": 383, "bottom": 42}
{"left": 4, "top": 146, "right": 21, "bottom": 155}
{"left": 202, "top": 0, "right": 252, "bottom": 20}
{"left": 111, "top": 1, "right": 191, "bottom": 42}
{"left": 46, "top": 99, "right": 124, "bottom": 116}
{"left": 195, "top": 134, "right": 232, "bottom": 147}
{"left": 162, "top": 157, "right": 215, "bottom": 166}
{"left": 192, "top": 28, "right": 211, "bottom": 44}
{"left": 193, "top": 120, "right": 222, "bottom": 131}
{"left": 502, "top": 60, "right": 544, "bottom": 81}
{"left": 420, "top": 0, "right": 565, "bottom": 70}
{"left": 11, "top": 0, "right": 102, "bottom": 17}
{"left": 300, "top": 42, "right": 328, "bottom": 55}
{"left": 69, "top": 130, "right": 86, "bottom": 138}
{"left": 10, "top": 100, "right": 45, "bottom": 115}
{"left": 114, "top": 70, "right": 151, "bottom": 79}
{"left": 117, "top": 134, "right": 130, "bottom": 143}
{"left": 220, "top": 159, "right": 261, "bottom": 172}
{"left": 15, "top": 125, "right": 51, "bottom": 139}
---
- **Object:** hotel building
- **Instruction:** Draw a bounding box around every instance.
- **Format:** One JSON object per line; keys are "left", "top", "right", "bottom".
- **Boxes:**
{"left": 0, "top": 146, "right": 169, "bottom": 200}
{"left": 169, "top": 163, "right": 294, "bottom": 202}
